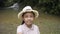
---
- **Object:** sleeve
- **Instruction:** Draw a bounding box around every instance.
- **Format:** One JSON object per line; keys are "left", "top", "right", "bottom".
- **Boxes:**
{"left": 37, "top": 27, "right": 40, "bottom": 34}
{"left": 17, "top": 25, "right": 23, "bottom": 34}
{"left": 36, "top": 25, "right": 40, "bottom": 34}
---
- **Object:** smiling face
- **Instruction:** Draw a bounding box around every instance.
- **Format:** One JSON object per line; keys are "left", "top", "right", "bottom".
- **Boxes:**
{"left": 22, "top": 12, "right": 35, "bottom": 26}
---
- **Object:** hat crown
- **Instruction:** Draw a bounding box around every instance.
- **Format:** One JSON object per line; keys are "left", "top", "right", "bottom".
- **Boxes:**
{"left": 18, "top": 6, "right": 39, "bottom": 19}
{"left": 22, "top": 6, "right": 32, "bottom": 11}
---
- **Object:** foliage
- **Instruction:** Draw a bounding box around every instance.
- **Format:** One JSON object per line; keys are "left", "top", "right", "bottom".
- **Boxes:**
{"left": 0, "top": 0, "right": 60, "bottom": 15}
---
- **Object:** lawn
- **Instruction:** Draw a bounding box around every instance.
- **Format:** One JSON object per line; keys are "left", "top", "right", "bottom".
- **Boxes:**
{"left": 0, "top": 9, "right": 60, "bottom": 34}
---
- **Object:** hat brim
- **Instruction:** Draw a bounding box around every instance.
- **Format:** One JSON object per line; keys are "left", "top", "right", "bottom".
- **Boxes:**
{"left": 18, "top": 10, "right": 39, "bottom": 19}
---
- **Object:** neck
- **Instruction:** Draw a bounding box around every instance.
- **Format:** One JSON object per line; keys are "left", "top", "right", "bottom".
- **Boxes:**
{"left": 25, "top": 23, "right": 32, "bottom": 28}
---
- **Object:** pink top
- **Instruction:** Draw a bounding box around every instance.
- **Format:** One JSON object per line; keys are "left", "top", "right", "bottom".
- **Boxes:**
{"left": 17, "top": 23, "right": 40, "bottom": 34}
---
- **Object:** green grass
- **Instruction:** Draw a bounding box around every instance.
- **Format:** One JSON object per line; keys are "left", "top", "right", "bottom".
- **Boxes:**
{"left": 0, "top": 9, "right": 60, "bottom": 34}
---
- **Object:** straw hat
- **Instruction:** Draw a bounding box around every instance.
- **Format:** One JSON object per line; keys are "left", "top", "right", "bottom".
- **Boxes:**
{"left": 18, "top": 6, "right": 39, "bottom": 19}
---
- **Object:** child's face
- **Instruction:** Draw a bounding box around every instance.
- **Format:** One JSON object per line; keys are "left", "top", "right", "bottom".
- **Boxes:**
{"left": 22, "top": 12, "right": 35, "bottom": 25}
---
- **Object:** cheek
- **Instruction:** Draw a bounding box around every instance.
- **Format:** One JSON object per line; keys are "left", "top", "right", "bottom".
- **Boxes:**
{"left": 30, "top": 18, "right": 34, "bottom": 21}
{"left": 23, "top": 18, "right": 28, "bottom": 22}
{"left": 24, "top": 18, "right": 28, "bottom": 21}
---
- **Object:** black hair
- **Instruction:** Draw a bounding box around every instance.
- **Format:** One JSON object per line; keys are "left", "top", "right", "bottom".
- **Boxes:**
{"left": 21, "top": 11, "right": 35, "bottom": 25}
{"left": 21, "top": 20, "right": 25, "bottom": 25}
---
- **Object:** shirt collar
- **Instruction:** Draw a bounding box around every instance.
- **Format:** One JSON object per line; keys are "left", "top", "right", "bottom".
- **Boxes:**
{"left": 23, "top": 23, "right": 34, "bottom": 31}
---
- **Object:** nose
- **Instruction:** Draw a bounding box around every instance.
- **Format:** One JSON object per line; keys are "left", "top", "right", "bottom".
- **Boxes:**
{"left": 27, "top": 17, "right": 31, "bottom": 20}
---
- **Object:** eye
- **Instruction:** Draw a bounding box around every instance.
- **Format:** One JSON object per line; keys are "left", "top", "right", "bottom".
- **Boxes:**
{"left": 25, "top": 15, "right": 28, "bottom": 18}
{"left": 23, "top": 15, "right": 28, "bottom": 18}
{"left": 30, "top": 15, "right": 34, "bottom": 17}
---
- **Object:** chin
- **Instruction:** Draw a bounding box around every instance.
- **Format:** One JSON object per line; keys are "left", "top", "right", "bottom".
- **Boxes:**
{"left": 27, "top": 23, "right": 32, "bottom": 25}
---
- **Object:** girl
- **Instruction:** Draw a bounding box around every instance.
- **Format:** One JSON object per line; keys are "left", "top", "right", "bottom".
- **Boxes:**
{"left": 17, "top": 6, "right": 40, "bottom": 34}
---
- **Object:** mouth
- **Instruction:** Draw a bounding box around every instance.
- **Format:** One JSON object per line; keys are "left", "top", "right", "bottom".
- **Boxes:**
{"left": 27, "top": 20, "right": 32, "bottom": 23}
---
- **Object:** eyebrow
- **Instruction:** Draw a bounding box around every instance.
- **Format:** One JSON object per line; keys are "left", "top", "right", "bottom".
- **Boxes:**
{"left": 22, "top": 12, "right": 35, "bottom": 17}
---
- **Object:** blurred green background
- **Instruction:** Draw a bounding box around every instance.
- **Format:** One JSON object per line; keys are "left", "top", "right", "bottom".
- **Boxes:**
{"left": 0, "top": 9, "right": 60, "bottom": 34}
{"left": 0, "top": 0, "right": 60, "bottom": 34}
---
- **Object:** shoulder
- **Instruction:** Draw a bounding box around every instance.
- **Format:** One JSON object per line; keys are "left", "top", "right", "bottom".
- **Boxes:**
{"left": 17, "top": 25, "right": 23, "bottom": 29}
{"left": 17, "top": 25, "right": 24, "bottom": 33}
{"left": 33, "top": 24, "right": 40, "bottom": 33}
{"left": 33, "top": 24, "right": 39, "bottom": 29}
